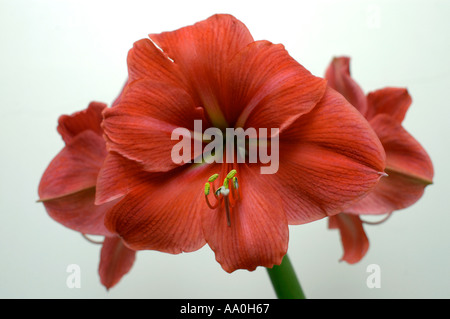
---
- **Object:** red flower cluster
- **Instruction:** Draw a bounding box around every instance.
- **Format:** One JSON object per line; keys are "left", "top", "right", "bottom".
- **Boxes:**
{"left": 38, "top": 15, "right": 432, "bottom": 288}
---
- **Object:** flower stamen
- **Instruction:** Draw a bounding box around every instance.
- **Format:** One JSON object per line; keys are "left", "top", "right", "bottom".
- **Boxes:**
{"left": 361, "top": 212, "right": 393, "bottom": 225}
{"left": 205, "top": 181, "right": 219, "bottom": 209}
{"left": 81, "top": 233, "right": 103, "bottom": 245}
{"left": 204, "top": 169, "right": 240, "bottom": 227}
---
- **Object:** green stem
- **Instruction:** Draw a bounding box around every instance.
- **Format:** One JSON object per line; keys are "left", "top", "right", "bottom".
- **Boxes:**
{"left": 266, "top": 254, "right": 306, "bottom": 299}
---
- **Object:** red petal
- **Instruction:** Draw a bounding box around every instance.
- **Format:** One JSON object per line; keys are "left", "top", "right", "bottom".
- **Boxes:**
{"left": 374, "top": 116, "right": 433, "bottom": 183}
{"left": 150, "top": 14, "right": 254, "bottom": 127}
{"left": 104, "top": 164, "right": 219, "bottom": 253}
{"left": 329, "top": 214, "right": 369, "bottom": 264}
{"left": 39, "top": 130, "right": 107, "bottom": 201}
{"left": 127, "top": 38, "right": 184, "bottom": 86}
{"left": 95, "top": 152, "right": 144, "bottom": 205}
{"left": 102, "top": 79, "right": 205, "bottom": 172}
{"left": 325, "top": 57, "right": 368, "bottom": 115}
{"left": 39, "top": 116, "right": 110, "bottom": 235}
{"left": 224, "top": 40, "right": 327, "bottom": 132}
{"left": 346, "top": 171, "right": 429, "bottom": 215}
{"left": 99, "top": 236, "right": 136, "bottom": 290}
{"left": 110, "top": 78, "right": 129, "bottom": 107}
{"left": 202, "top": 164, "right": 288, "bottom": 273}
{"left": 57, "top": 102, "right": 106, "bottom": 144}
{"left": 39, "top": 188, "right": 114, "bottom": 236}
{"left": 268, "top": 87, "right": 386, "bottom": 224}
{"left": 150, "top": 15, "right": 253, "bottom": 67}
{"left": 346, "top": 114, "right": 433, "bottom": 214}
{"left": 365, "top": 87, "right": 412, "bottom": 124}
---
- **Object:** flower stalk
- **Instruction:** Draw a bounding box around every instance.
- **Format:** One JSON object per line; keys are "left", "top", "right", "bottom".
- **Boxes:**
{"left": 266, "top": 254, "right": 306, "bottom": 299}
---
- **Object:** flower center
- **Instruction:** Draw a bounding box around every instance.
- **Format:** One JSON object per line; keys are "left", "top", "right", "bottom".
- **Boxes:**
{"left": 204, "top": 169, "right": 241, "bottom": 227}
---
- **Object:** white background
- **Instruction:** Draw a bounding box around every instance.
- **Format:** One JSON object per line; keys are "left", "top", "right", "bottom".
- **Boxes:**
{"left": 1, "top": 0, "right": 449, "bottom": 299}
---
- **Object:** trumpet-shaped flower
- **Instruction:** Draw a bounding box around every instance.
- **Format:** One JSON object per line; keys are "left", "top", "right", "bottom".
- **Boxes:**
{"left": 38, "top": 102, "right": 136, "bottom": 289}
{"left": 326, "top": 57, "right": 434, "bottom": 263}
{"left": 96, "top": 15, "right": 386, "bottom": 272}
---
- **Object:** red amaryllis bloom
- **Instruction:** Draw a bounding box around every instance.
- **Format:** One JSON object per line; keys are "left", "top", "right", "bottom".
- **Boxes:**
{"left": 97, "top": 14, "right": 386, "bottom": 272}
{"left": 325, "top": 57, "right": 434, "bottom": 263}
{"left": 38, "top": 102, "right": 136, "bottom": 289}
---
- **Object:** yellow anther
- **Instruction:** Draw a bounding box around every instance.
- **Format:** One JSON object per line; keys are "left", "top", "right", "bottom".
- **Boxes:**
{"left": 208, "top": 174, "right": 219, "bottom": 182}
{"left": 204, "top": 170, "right": 239, "bottom": 227}
{"left": 223, "top": 177, "right": 229, "bottom": 189}
{"left": 226, "top": 169, "right": 237, "bottom": 180}
{"left": 204, "top": 183, "right": 211, "bottom": 196}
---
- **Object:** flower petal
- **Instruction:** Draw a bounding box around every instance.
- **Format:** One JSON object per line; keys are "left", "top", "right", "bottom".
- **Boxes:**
{"left": 127, "top": 38, "right": 183, "bottom": 85}
{"left": 102, "top": 79, "right": 205, "bottom": 172}
{"left": 150, "top": 14, "right": 254, "bottom": 127}
{"left": 95, "top": 152, "right": 145, "bottom": 205}
{"left": 328, "top": 214, "right": 369, "bottom": 264}
{"left": 346, "top": 114, "right": 433, "bottom": 214}
{"left": 372, "top": 114, "right": 433, "bottom": 184}
{"left": 224, "top": 40, "right": 327, "bottom": 132}
{"left": 38, "top": 130, "right": 107, "bottom": 201}
{"left": 39, "top": 113, "right": 110, "bottom": 235}
{"left": 150, "top": 14, "right": 253, "bottom": 78}
{"left": 325, "top": 57, "right": 368, "bottom": 115}
{"left": 104, "top": 164, "right": 219, "bottom": 253}
{"left": 365, "top": 87, "right": 412, "bottom": 124}
{"left": 268, "top": 87, "right": 386, "bottom": 224}
{"left": 57, "top": 102, "right": 106, "bottom": 144}
{"left": 202, "top": 164, "right": 289, "bottom": 273}
{"left": 345, "top": 171, "right": 429, "bottom": 215}
{"left": 39, "top": 188, "right": 114, "bottom": 236}
{"left": 99, "top": 236, "right": 136, "bottom": 290}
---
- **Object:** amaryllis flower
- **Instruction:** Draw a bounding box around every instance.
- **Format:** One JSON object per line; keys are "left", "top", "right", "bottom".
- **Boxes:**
{"left": 96, "top": 14, "right": 386, "bottom": 273}
{"left": 325, "top": 57, "right": 434, "bottom": 263}
{"left": 38, "top": 102, "right": 136, "bottom": 289}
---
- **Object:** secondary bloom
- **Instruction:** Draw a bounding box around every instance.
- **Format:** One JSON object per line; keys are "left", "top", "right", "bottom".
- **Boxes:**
{"left": 97, "top": 14, "right": 386, "bottom": 272}
{"left": 325, "top": 57, "right": 434, "bottom": 263}
{"left": 38, "top": 102, "right": 136, "bottom": 289}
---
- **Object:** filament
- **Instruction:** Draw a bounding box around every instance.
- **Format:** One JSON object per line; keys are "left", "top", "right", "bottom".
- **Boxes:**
{"left": 203, "top": 168, "right": 241, "bottom": 227}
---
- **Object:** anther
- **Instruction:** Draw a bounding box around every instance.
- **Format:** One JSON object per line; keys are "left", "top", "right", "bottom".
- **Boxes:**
{"left": 208, "top": 174, "right": 219, "bottom": 182}
{"left": 204, "top": 183, "right": 211, "bottom": 196}
{"left": 223, "top": 177, "right": 229, "bottom": 189}
{"left": 204, "top": 169, "right": 240, "bottom": 228}
{"left": 232, "top": 176, "right": 238, "bottom": 189}
{"left": 226, "top": 169, "right": 237, "bottom": 180}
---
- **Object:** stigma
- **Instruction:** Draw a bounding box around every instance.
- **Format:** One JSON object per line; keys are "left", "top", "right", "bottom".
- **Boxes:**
{"left": 204, "top": 169, "right": 241, "bottom": 227}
